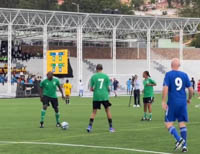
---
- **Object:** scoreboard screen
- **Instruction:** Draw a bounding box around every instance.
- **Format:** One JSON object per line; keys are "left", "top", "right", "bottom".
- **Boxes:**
{"left": 47, "top": 49, "right": 68, "bottom": 74}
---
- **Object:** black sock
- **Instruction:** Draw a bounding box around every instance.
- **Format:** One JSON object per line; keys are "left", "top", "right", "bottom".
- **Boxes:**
{"left": 89, "top": 118, "right": 94, "bottom": 126}
{"left": 66, "top": 99, "right": 69, "bottom": 104}
{"left": 108, "top": 119, "right": 112, "bottom": 128}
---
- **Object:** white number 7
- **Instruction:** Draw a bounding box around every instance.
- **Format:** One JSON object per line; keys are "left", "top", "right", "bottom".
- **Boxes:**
{"left": 98, "top": 79, "right": 104, "bottom": 89}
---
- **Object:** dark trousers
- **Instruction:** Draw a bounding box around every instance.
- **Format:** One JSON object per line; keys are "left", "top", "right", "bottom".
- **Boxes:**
{"left": 134, "top": 89, "right": 140, "bottom": 105}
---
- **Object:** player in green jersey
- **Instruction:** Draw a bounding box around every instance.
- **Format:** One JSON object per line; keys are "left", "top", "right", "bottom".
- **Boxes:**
{"left": 87, "top": 64, "right": 115, "bottom": 133}
{"left": 141, "top": 71, "right": 156, "bottom": 121}
{"left": 39, "top": 71, "right": 64, "bottom": 128}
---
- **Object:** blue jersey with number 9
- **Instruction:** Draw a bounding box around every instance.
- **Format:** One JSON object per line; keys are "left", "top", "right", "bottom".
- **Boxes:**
{"left": 163, "top": 70, "right": 191, "bottom": 105}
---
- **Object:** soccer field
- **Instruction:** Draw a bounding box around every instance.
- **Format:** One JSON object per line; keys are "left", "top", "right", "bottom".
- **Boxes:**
{"left": 0, "top": 95, "right": 199, "bottom": 154}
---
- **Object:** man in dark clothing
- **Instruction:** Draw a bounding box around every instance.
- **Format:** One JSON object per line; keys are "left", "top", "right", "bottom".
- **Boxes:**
{"left": 113, "top": 78, "right": 119, "bottom": 97}
{"left": 190, "top": 77, "right": 195, "bottom": 95}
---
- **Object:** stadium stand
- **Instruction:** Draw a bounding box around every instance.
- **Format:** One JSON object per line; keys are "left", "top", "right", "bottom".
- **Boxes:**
{"left": 1, "top": 40, "right": 200, "bottom": 95}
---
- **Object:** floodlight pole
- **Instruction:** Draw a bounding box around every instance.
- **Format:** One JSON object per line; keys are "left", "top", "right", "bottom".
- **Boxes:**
{"left": 7, "top": 23, "right": 12, "bottom": 95}
{"left": 137, "top": 42, "right": 140, "bottom": 59}
{"left": 77, "top": 25, "right": 83, "bottom": 91}
{"left": 147, "top": 29, "right": 151, "bottom": 73}
{"left": 72, "top": 3, "right": 80, "bottom": 12}
{"left": 179, "top": 29, "right": 183, "bottom": 70}
{"left": 112, "top": 27, "right": 117, "bottom": 75}
{"left": 43, "top": 24, "right": 48, "bottom": 79}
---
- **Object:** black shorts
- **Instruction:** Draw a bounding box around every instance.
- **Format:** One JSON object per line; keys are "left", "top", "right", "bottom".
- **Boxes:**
{"left": 42, "top": 95, "right": 58, "bottom": 108}
{"left": 93, "top": 100, "right": 112, "bottom": 110}
{"left": 143, "top": 97, "right": 154, "bottom": 104}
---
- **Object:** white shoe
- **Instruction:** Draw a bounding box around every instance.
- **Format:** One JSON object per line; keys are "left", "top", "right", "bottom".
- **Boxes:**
{"left": 137, "top": 105, "right": 140, "bottom": 107}
{"left": 133, "top": 105, "right": 137, "bottom": 107}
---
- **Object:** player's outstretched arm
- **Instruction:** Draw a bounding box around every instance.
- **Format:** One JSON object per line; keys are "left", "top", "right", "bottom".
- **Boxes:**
{"left": 147, "top": 83, "right": 156, "bottom": 86}
{"left": 39, "top": 87, "right": 43, "bottom": 102}
{"left": 162, "top": 86, "right": 168, "bottom": 111}
{"left": 58, "top": 85, "right": 65, "bottom": 99}
{"left": 187, "top": 87, "right": 193, "bottom": 104}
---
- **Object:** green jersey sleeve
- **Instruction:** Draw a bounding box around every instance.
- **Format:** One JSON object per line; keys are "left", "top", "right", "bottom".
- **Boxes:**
{"left": 40, "top": 80, "right": 44, "bottom": 88}
{"left": 56, "top": 79, "right": 60, "bottom": 86}
{"left": 90, "top": 76, "right": 94, "bottom": 88}
{"left": 150, "top": 78, "right": 156, "bottom": 84}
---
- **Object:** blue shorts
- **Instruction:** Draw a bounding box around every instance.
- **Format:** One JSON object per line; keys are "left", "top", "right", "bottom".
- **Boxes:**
{"left": 165, "top": 103, "right": 188, "bottom": 123}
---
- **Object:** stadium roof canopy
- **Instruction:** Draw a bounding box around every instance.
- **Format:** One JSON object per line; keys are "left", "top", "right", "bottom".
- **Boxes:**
{"left": 0, "top": 8, "right": 200, "bottom": 41}
{"left": 1, "top": 8, "right": 200, "bottom": 95}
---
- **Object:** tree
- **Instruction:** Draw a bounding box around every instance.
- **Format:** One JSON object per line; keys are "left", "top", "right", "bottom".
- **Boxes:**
{"left": 190, "top": 34, "right": 200, "bottom": 48}
{"left": 0, "top": 0, "right": 20, "bottom": 8}
{"left": 0, "top": 0, "right": 58, "bottom": 10}
{"left": 131, "top": 0, "right": 144, "bottom": 10}
{"left": 17, "top": 0, "right": 36, "bottom": 9}
{"left": 17, "top": 0, "right": 58, "bottom": 10}
{"left": 185, "top": 0, "right": 191, "bottom": 5}
{"left": 60, "top": 0, "right": 134, "bottom": 14}
{"left": 179, "top": 0, "right": 200, "bottom": 48}
{"left": 59, "top": 0, "right": 75, "bottom": 12}
{"left": 167, "top": 0, "right": 191, "bottom": 8}
{"left": 151, "top": 0, "right": 156, "bottom": 4}
{"left": 167, "top": 0, "right": 172, "bottom": 8}
{"left": 179, "top": 0, "right": 200, "bottom": 17}
{"left": 1, "top": 0, "right": 133, "bottom": 14}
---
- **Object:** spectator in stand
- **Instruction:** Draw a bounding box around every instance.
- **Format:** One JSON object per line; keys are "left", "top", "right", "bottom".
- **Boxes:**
{"left": 197, "top": 80, "right": 200, "bottom": 99}
{"left": 79, "top": 80, "right": 84, "bottom": 97}
{"left": 19, "top": 76, "right": 25, "bottom": 85}
{"left": 126, "top": 78, "right": 132, "bottom": 95}
{"left": 113, "top": 78, "right": 119, "bottom": 97}
{"left": 0, "top": 75, "right": 5, "bottom": 85}
{"left": 11, "top": 74, "right": 17, "bottom": 85}
{"left": 28, "top": 76, "right": 34, "bottom": 84}
{"left": 39, "top": 76, "right": 42, "bottom": 82}
{"left": 190, "top": 77, "right": 195, "bottom": 95}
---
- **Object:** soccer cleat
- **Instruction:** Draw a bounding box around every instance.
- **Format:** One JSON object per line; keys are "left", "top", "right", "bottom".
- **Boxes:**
{"left": 109, "top": 127, "right": 115, "bottom": 133}
{"left": 141, "top": 117, "right": 147, "bottom": 121}
{"left": 40, "top": 122, "right": 44, "bottom": 128}
{"left": 182, "top": 146, "right": 188, "bottom": 152}
{"left": 174, "top": 138, "right": 185, "bottom": 151}
{"left": 86, "top": 125, "right": 92, "bottom": 133}
{"left": 136, "top": 105, "right": 140, "bottom": 107}
{"left": 56, "top": 123, "right": 61, "bottom": 127}
{"left": 147, "top": 118, "right": 152, "bottom": 121}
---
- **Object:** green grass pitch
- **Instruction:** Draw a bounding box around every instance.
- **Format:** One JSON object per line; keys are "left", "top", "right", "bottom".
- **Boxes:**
{"left": 0, "top": 94, "right": 199, "bottom": 154}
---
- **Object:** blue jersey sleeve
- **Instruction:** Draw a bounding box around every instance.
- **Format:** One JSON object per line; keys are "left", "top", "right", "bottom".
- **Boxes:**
{"left": 163, "top": 73, "right": 169, "bottom": 87}
{"left": 185, "top": 74, "right": 191, "bottom": 88}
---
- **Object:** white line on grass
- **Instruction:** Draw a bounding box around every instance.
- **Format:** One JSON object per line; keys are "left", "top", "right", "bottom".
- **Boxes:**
{"left": 0, "top": 141, "right": 172, "bottom": 154}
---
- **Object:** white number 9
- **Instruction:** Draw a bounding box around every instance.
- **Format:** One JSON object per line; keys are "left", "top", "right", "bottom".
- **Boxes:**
{"left": 175, "top": 77, "right": 182, "bottom": 91}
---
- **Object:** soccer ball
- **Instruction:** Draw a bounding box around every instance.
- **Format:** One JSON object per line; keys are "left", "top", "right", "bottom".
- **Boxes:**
{"left": 61, "top": 121, "right": 69, "bottom": 130}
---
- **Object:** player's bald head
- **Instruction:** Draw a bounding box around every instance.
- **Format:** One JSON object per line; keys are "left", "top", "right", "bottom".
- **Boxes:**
{"left": 47, "top": 71, "right": 53, "bottom": 80}
{"left": 171, "top": 58, "right": 180, "bottom": 70}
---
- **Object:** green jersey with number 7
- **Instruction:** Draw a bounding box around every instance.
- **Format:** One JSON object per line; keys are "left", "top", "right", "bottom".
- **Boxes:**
{"left": 90, "top": 72, "right": 110, "bottom": 101}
